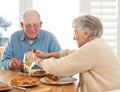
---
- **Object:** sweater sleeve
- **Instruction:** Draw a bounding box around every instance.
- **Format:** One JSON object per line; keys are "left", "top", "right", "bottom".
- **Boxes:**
{"left": 42, "top": 42, "right": 97, "bottom": 76}
{"left": 59, "top": 49, "right": 75, "bottom": 57}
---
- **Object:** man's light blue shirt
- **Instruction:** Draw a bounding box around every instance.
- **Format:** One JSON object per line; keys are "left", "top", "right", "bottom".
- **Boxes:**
{"left": 0, "top": 29, "right": 61, "bottom": 70}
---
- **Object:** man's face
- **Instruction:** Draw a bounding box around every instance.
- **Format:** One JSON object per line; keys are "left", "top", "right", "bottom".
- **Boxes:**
{"left": 21, "top": 13, "right": 42, "bottom": 40}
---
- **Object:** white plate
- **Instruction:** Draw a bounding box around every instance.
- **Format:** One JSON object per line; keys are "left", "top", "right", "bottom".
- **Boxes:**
{"left": 0, "top": 82, "right": 12, "bottom": 91}
{"left": 13, "top": 83, "right": 39, "bottom": 87}
{"left": 40, "top": 76, "right": 77, "bottom": 85}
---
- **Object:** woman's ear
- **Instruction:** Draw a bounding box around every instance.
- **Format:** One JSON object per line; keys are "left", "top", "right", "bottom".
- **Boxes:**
{"left": 84, "top": 28, "right": 90, "bottom": 39}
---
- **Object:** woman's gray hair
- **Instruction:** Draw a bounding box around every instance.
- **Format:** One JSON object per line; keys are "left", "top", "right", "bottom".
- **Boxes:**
{"left": 72, "top": 14, "right": 103, "bottom": 38}
{"left": 21, "top": 9, "right": 41, "bottom": 22}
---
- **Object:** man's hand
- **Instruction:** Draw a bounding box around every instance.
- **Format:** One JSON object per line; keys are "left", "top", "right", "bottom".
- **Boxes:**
{"left": 10, "top": 58, "right": 22, "bottom": 69}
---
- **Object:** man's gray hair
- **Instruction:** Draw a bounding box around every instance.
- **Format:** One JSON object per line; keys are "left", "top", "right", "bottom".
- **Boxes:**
{"left": 21, "top": 9, "right": 41, "bottom": 22}
{"left": 72, "top": 14, "right": 103, "bottom": 38}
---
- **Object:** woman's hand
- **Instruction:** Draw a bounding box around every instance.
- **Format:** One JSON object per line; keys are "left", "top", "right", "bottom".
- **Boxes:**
{"left": 33, "top": 50, "right": 49, "bottom": 58}
{"left": 33, "top": 50, "right": 59, "bottom": 58}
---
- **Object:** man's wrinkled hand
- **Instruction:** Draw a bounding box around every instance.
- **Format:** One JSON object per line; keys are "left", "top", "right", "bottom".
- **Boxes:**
{"left": 10, "top": 58, "right": 22, "bottom": 69}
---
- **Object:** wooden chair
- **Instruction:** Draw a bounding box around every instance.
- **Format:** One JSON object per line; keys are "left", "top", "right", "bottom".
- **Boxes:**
{"left": 0, "top": 46, "right": 5, "bottom": 60}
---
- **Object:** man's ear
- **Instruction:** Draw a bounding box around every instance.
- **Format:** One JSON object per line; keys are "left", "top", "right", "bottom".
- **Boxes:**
{"left": 20, "top": 22, "right": 24, "bottom": 29}
{"left": 39, "top": 21, "right": 43, "bottom": 28}
{"left": 84, "top": 28, "right": 90, "bottom": 39}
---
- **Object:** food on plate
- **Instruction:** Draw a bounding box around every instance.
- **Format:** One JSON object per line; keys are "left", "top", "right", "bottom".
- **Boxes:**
{"left": 33, "top": 70, "right": 46, "bottom": 75}
{"left": 32, "top": 49, "right": 36, "bottom": 53}
{"left": 20, "top": 69, "right": 29, "bottom": 74}
{"left": 20, "top": 69, "right": 46, "bottom": 76}
{"left": 45, "top": 74, "right": 59, "bottom": 82}
{"left": 0, "top": 82, "right": 11, "bottom": 91}
{"left": 11, "top": 77, "right": 39, "bottom": 86}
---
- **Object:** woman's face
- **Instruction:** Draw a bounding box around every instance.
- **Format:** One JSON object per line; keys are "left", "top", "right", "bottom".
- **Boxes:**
{"left": 74, "top": 27, "right": 90, "bottom": 47}
{"left": 21, "top": 13, "right": 42, "bottom": 40}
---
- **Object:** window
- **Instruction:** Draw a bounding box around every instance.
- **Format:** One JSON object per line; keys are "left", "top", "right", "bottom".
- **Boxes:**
{"left": 91, "top": 0, "right": 117, "bottom": 52}
{"left": 0, "top": 0, "right": 19, "bottom": 46}
{"left": 79, "top": 0, "right": 118, "bottom": 53}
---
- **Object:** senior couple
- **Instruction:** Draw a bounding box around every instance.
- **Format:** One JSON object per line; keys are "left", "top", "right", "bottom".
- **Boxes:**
{"left": 1, "top": 9, "right": 120, "bottom": 92}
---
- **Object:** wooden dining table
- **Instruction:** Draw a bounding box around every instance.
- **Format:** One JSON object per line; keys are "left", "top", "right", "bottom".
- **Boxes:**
{"left": 0, "top": 70, "right": 79, "bottom": 92}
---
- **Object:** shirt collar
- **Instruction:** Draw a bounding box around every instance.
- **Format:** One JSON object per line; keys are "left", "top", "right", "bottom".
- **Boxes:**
{"left": 21, "top": 31, "right": 40, "bottom": 41}
{"left": 21, "top": 32, "right": 26, "bottom": 41}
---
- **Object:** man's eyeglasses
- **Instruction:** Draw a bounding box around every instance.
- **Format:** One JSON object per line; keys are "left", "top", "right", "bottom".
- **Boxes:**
{"left": 24, "top": 23, "right": 40, "bottom": 29}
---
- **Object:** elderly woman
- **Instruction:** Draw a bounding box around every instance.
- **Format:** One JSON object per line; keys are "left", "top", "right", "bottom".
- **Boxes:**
{"left": 32, "top": 15, "right": 120, "bottom": 92}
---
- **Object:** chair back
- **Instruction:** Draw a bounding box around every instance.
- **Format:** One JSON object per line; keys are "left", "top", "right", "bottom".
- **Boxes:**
{"left": 0, "top": 46, "right": 5, "bottom": 60}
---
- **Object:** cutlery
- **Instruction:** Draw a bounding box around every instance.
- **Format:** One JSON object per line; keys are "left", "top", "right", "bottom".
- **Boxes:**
{"left": 12, "top": 86, "right": 29, "bottom": 92}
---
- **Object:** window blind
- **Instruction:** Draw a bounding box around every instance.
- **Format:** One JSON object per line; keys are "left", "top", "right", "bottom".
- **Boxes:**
{"left": 88, "top": 0, "right": 118, "bottom": 52}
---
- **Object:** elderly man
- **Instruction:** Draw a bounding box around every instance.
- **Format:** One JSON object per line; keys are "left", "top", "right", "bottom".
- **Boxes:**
{"left": 0, "top": 9, "right": 61, "bottom": 70}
